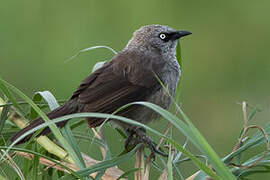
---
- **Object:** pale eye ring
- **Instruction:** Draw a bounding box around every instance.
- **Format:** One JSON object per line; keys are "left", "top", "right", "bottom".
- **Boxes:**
{"left": 159, "top": 33, "right": 166, "bottom": 40}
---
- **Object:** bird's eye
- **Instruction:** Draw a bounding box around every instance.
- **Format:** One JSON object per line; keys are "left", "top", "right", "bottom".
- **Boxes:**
{"left": 159, "top": 33, "right": 166, "bottom": 40}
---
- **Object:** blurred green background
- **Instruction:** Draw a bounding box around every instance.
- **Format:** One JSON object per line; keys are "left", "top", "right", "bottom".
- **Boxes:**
{"left": 1, "top": 0, "right": 270, "bottom": 179}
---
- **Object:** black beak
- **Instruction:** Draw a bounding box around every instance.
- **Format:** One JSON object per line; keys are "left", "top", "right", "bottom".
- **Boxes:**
{"left": 171, "top": 31, "right": 192, "bottom": 40}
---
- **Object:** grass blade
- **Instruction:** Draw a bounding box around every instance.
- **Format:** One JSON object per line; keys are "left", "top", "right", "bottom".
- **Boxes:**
{"left": 32, "top": 143, "right": 39, "bottom": 180}
{"left": 0, "top": 81, "right": 23, "bottom": 113}
{"left": 167, "top": 128, "right": 173, "bottom": 180}
{"left": 223, "top": 123, "right": 270, "bottom": 164}
{"left": 0, "top": 78, "right": 85, "bottom": 171}
{"left": 0, "top": 102, "right": 10, "bottom": 134}
{"left": 34, "top": 91, "right": 60, "bottom": 110}
{"left": 116, "top": 168, "right": 140, "bottom": 180}
{"left": 61, "top": 123, "right": 86, "bottom": 170}
{"left": 7, "top": 112, "right": 217, "bottom": 179}
{"left": 77, "top": 144, "right": 141, "bottom": 177}
{"left": 0, "top": 146, "right": 84, "bottom": 179}
{"left": 176, "top": 41, "right": 182, "bottom": 68}
{"left": 66, "top": 45, "right": 117, "bottom": 62}
{"left": 125, "top": 102, "right": 234, "bottom": 180}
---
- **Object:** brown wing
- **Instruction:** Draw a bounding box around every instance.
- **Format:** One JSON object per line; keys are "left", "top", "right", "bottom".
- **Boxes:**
{"left": 71, "top": 51, "right": 164, "bottom": 127}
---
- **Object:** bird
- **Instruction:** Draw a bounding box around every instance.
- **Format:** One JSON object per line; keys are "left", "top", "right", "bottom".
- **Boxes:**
{"left": 10, "top": 24, "right": 191, "bottom": 156}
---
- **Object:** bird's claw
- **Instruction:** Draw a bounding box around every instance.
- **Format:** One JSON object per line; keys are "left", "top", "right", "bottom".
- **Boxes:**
{"left": 125, "top": 129, "right": 168, "bottom": 159}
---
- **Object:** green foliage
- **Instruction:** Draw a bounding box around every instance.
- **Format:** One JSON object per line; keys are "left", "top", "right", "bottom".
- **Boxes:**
{"left": 0, "top": 44, "right": 269, "bottom": 179}
{"left": 1, "top": 74, "right": 269, "bottom": 180}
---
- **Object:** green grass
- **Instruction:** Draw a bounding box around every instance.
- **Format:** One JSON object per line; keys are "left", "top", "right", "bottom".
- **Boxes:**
{"left": 0, "top": 44, "right": 269, "bottom": 180}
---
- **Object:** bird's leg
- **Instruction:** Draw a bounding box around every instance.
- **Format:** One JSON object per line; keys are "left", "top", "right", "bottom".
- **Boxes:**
{"left": 125, "top": 127, "right": 168, "bottom": 158}
{"left": 124, "top": 129, "right": 137, "bottom": 150}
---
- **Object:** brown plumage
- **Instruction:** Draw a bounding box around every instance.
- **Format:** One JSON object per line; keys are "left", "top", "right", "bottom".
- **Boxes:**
{"left": 10, "top": 50, "right": 164, "bottom": 144}
{"left": 10, "top": 24, "right": 191, "bottom": 146}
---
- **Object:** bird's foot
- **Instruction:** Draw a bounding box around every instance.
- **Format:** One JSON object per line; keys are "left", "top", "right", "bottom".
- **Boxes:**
{"left": 124, "top": 128, "right": 168, "bottom": 158}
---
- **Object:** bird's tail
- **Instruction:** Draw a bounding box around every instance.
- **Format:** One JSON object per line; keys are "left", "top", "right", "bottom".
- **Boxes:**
{"left": 10, "top": 100, "right": 78, "bottom": 145}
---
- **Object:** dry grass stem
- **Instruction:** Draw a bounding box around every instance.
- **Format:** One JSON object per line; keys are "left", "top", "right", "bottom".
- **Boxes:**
{"left": 15, "top": 151, "right": 125, "bottom": 180}
{"left": 157, "top": 122, "right": 172, "bottom": 150}
{"left": 185, "top": 171, "right": 200, "bottom": 180}
{"left": 242, "top": 101, "right": 248, "bottom": 128}
{"left": 231, "top": 101, "right": 269, "bottom": 168}
{"left": 135, "top": 146, "right": 144, "bottom": 180}
{"left": 92, "top": 127, "right": 107, "bottom": 159}
{"left": 1, "top": 150, "right": 25, "bottom": 180}
{"left": 158, "top": 170, "right": 168, "bottom": 180}
{"left": 0, "top": 97, "right": 125, "bottom": 179}
{"left": 230, "top": 125, "right": 269, "bottom": 168}
{"left": 0, "top": 98, "right": 75, "bottom": 164}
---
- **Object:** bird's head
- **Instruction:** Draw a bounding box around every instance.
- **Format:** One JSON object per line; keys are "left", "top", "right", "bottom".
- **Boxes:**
{"left": 125, "top": 24, "right": 191, "bottom": 58}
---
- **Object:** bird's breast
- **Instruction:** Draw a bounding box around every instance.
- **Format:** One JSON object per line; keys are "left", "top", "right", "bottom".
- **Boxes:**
{"left": 132, "top": 62, "right": 181, "bottom": 124}
{"left": 111, "top": 59, "right": 181, "bottom": 129}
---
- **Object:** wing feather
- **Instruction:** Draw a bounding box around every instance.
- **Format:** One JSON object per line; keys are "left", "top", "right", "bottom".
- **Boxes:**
{"left": 70, "top": 51, "right": 164, "bottom": 127}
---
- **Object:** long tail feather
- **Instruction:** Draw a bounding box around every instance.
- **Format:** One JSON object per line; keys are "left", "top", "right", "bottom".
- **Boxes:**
{"left": 10, "top": 100, "right": 78, "bottom": 145}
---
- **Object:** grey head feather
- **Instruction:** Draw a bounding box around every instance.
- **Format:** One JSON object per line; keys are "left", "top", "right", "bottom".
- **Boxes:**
{"left": 124, "top": 24, "right": 179, "bottom": 61}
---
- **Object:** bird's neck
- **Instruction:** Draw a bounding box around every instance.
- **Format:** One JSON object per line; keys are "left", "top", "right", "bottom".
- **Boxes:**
{"left": 124, "top": 44, "right": 177, "bottom": 62}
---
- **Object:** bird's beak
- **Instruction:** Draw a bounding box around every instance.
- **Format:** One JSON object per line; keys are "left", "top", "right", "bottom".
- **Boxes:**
{"left": 171, "top": 31, "right": 192, "bottom": 40}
